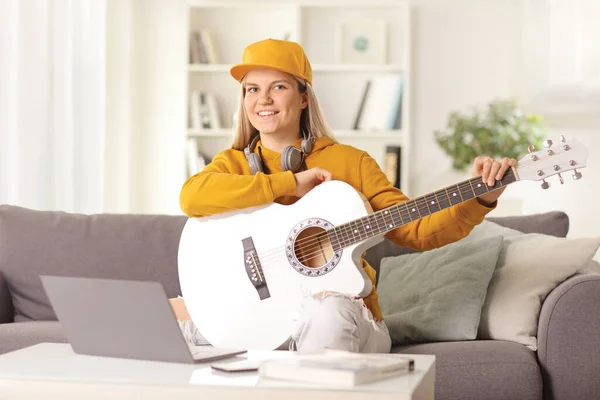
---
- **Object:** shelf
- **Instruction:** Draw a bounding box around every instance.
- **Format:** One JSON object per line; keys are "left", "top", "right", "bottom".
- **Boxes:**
{"left": 188, "top": 129, "right": 234, "bottom": 137}
{"left": 188, "top": 64, "right": 404, "bottom": 73}
{"left": 334, "top": 129, "right": 403, "bottom": 141}
{"left": 188, "top": 129, "right": 403, "bottom": 142}
{"left": 313, "top": 64, "right": 403, "bottom": 73}
{"left": 188, "top": 0, "right": 406, "bottom": 8}
{"left": 188, "top": 64, "right": 231, "bottom": 73}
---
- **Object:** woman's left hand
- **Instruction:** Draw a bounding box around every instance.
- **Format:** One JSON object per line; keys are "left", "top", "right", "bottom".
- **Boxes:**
{"left": 471, "top": 156, "right": 517, "bottom": 207}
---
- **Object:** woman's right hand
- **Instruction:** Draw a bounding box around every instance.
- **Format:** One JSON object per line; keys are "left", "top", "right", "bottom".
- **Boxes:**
{"left": 294, "top": 167, "right": 333, "bottom": 198}
{"left": 169, "top": 297, "right": 191, "bottom": 321}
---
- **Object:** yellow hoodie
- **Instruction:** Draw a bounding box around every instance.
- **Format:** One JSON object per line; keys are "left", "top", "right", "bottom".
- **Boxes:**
{"left": 180, "top": 137, "right": 495, "bottom": 321}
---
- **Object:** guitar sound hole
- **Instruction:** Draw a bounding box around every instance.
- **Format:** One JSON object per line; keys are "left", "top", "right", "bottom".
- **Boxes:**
{"left": 294, "top": 227, "right": 333, "bottom": 269}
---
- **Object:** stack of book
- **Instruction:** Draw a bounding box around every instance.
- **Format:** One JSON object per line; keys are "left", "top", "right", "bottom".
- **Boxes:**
{"left": 259, "top": 349, "right": 414, "bottom": 387}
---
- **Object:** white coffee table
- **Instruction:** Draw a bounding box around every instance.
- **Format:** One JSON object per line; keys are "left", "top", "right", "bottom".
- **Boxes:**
{"left": 0, "top": 343, "right": 435, "bottom": 399}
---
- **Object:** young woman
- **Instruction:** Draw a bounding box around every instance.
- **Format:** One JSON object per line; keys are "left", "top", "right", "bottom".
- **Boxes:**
{"left": 173, "top": 38, "right": 516, "bottom": 353}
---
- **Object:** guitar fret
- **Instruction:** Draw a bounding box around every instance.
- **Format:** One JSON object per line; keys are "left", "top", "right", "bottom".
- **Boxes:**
{"left": 352, "top": 220, "right": 362, "bottom": 242}
{"left": 367, "top": 214, "right": 377, "bottom": 236}
{"left": 401, "top": 202, "right": 412, "bottom": 222}
{"left": 425, "top": 193, "right": 441, "bottom": 213}
{"left": 345, "top": 222, "right": 354, "bottom": 244}
{"left": 473, "top": 178, "right": 489, "bottom": 196}
{"left": 373, "top": 212, "right": 384, "bottom": 234}
{"left": 468, "top": 179, "right": 476, "bottom": 197}
{"left": 343, "top": 223, "right": 352, "bottom": 245}
{"left": 339, "top": 224, "right": 349, "bottom": 247}
{"left": 437, "top": 188, "right": 451, "bottom": 209}
{"left": 416, "top": 199, "right": 428, "bottom": 217}
{"left": 392, "top": 205, "right": 404, "bottom": 226}
{"left": 446, "top": 185, "right": 462, "bottom": 205}
{"left": 423, "top": 196, "right": 432, "bottom": 214}
{"left": 408, "top": 200, "right": 422, "bottom": 219}
{"left": 382, "top": 209, "right": 393, "bottom": 230}
{"left": 459, "top": 182, "right": 474, "bottom": 200}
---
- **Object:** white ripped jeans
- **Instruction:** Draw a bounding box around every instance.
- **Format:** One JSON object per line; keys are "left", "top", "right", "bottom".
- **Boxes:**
{"left": 179, "top": 293, "right": 392, "bottom": 353}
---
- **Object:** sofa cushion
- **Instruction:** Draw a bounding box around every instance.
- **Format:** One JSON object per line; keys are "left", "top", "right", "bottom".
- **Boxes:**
{"left": 0, "top": 205, "right": 187, "bottom": 322}
{"left": 393, "top": 340, "right": 542, "bottom": 400}
{"left": 378, "top": 236, "right": 503, "bottom": 344}
{"left": 467, "top": 221, "right": 600, "bottom": 350}
{"left": 487, "top": 210, "right": 569, "bottom": 237}
{"left": 366, "top": 211, "right": 570, "bottom": 282}
{"left": 0, "top": 321, "right": 67, "bottom": 354}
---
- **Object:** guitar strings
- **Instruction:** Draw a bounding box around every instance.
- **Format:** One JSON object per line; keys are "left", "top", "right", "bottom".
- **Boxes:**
{"left": 246, "top": 155, "right": 570, "bottom": 270}
{"left": 256, "top": 158, "right": 574, "bottom": 266}
{"left": 254, "top": 173, "right": 515, "bottom": 264}
{"left": 257, "top": 173, "right": 512, "bottom": 263}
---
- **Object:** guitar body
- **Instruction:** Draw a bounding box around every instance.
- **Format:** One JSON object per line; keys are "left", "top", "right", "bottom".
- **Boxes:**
{"left": 178, "top": 180, "right": 382, "bottom": 350}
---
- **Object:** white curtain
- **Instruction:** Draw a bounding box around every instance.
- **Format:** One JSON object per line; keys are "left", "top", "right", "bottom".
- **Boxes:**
{"left": 0, "top": 0, "right": 106, "bottom": 213}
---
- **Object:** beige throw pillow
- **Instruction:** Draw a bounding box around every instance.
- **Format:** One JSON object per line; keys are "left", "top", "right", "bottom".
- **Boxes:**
{"left": 477, "top": 231, "right": 600, "bottom": 350}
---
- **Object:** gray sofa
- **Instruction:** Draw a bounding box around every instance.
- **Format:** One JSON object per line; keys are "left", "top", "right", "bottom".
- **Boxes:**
{"left": 0, "top": 204, "right": 598, "bottom": 400}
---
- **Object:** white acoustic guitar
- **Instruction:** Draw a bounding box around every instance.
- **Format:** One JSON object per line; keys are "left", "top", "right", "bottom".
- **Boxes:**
{"left": 178, "top": 137, "right": 588, "bottom": 350}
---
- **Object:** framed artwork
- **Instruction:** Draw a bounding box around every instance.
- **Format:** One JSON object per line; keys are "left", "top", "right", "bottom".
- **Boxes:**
{"left": 336, "top": 20, "right": 388, "bottom": 64}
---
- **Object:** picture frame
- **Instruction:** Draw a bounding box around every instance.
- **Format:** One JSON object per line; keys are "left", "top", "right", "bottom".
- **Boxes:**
{"left": 336, "top": 20, "right": 388, "bottom": 64}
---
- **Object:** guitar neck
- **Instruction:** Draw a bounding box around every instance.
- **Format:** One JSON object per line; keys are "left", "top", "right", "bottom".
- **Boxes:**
{"left": 327, "top": 168, "right": 519, "bottom": 250}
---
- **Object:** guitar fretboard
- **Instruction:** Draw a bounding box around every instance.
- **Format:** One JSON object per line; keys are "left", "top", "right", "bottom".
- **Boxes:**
{"left": 327, "top": 168, "right": 518, "bottom": 250}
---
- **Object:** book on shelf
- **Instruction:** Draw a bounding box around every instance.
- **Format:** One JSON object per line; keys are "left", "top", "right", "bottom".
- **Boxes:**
{"left": 189, "top": 29, "right": 219, "bottom": 64}
{"left": 186, "top": 137, "right": 207, "bottom": 176}
{"left": 189, "top": 90, "right": 222, "bottom": 130}
{"left": 354, "top": 73, "right": 403, "bottom": 131}
{"left": 385, "top": 145, "right": 402, "bottom": 189}
{"left": 259, "top": 349, "right": 414, "bottom": 387}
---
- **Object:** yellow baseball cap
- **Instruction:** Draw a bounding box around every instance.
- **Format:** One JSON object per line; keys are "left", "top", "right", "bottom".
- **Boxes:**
{"left": 230, "top": 38, "right": 313, "bottom": 86}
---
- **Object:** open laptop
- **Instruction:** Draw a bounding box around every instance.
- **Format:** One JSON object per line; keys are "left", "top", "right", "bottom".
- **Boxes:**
{"left": 40, "top": 275, "right": 246, "bottom": 364}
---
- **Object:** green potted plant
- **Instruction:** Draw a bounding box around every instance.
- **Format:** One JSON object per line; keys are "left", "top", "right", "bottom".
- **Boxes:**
{"left": 434, "top": 99, "right": 545, "bottom": 171}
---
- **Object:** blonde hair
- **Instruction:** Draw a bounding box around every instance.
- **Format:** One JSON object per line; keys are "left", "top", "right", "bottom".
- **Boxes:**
{"left": 231, "top": 75, "right": 337, "bottom": 151}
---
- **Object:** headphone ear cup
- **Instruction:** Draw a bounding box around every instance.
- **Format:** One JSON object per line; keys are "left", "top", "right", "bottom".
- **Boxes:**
{"left": 281, "top": 146, "right": 304, "bottom": 173}
{"left": 301, "top": 139, "right": 312, "bottom": 154}
{"left": 247, "top": 153, "right": 263, "bottom": 175}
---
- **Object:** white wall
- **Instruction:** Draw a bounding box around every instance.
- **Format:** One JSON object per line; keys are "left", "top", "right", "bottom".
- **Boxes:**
{"left": 105, "top": 0, "right": 186, "bottom": 215}
{"left": 409, "top": 0, "right": 523, "bottom": 196}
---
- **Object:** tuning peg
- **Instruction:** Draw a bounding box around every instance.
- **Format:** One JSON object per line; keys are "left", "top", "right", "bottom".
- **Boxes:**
{"left": 541, "top": 179, "right": 550, "bottom": 190}
{"left": 558, "top": 173, "right": 564, "bottom": 184}
{"left": 573, "top": 169, "right": 582, "bottom": 180}
{"left": 528, "top": 145, "right": 539, "bottom": 160}
{"left": 560, "top": 135, "right": 566, "bottom": 142}
{"left": 543, "top": 139, "right": 553, "bottom": 148}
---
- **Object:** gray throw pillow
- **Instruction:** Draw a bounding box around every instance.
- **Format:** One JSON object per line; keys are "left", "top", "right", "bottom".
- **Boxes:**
{"left": 378, "top": 236, "right": 503, "bottom": 345}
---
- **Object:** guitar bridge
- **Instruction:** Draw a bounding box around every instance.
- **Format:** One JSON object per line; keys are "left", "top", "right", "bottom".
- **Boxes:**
{"left": 242, "top": 237, "right": 270, "bottom": 300}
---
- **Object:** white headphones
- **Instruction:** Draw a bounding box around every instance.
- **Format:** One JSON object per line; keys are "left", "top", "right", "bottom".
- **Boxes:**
{"left": 244, "top": 132, "right": 314, "bottom": 175}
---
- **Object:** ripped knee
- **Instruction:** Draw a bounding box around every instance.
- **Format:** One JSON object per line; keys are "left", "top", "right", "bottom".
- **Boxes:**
{"left": 311, "top": 291, "right": 360, "bottom": 301}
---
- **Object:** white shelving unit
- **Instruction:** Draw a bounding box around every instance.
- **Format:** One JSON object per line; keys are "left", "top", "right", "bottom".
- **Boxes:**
{"left": 185, "top": 0, "right": 411, "bottom": 193}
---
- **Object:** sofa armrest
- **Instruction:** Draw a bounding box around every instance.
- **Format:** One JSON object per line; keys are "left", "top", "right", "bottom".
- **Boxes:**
{"left": 537, "top": 273, "right": 600, "bottom": 400}
{"left": 0, "top": 273, "right": 14, "bottom": 323}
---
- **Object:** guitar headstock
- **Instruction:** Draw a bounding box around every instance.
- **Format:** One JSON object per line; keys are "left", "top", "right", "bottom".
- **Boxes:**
{"left": 515, "top": 135, "right": 588, "bottom": 189}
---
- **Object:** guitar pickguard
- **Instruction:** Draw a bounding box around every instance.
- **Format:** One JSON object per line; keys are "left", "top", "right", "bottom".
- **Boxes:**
{"left": 286, "top": 218, "right": 342, "bottom": 277}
